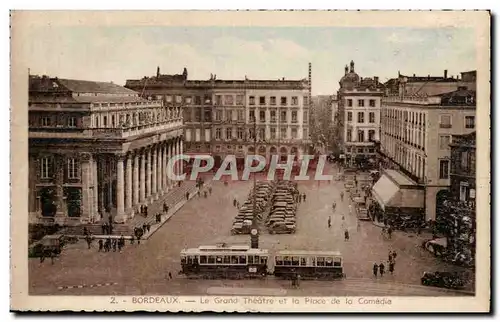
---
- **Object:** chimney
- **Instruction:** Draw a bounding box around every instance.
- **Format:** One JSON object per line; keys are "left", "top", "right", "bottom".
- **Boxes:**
{"left": 374, "top": 76, "right": 379, "bottom": 83}
{"left": 156, "top": 66, "right": 160, "bottom": 77}
{"left": 444, "top": 69, "right": 448, "bottom": 79}
{"left": 413, "top": 73, "right": 416, "bottom": 77}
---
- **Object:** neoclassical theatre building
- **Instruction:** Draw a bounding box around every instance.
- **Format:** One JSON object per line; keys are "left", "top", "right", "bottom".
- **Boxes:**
{"left": 28, "top": 75, "right": 184, "bottom": 225}
{"left": 125, "top": 66, "right": 312, "bottom": 170}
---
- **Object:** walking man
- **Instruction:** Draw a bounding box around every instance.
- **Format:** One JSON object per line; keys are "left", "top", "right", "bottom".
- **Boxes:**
{"left": 112, "top": 239, "right": 117, "bottom": 252}
{"left": 389, "top": 261, "right": 395, "bottom": 275}
{"left": 379, "top": 262, "right": 385, "bottom": 277}
{"left": 340, "top": 191, "right": 344, "bottom": 202}
{"left": 357, "top": 221, "right": 361, "bottom": 232}
{"left": 344, "top": 229, "right": 349, "bottom": 241}
{"left": 85, "top": 234, "right": 92, "bottom": 249}
{"left": 328, "top": 216, "right": 331, "bottom": 228}
{"left": 98, "top": 239, "right": 103, "bottom": 252}
{"left": 186, "top": 191, "right": 190, "bottom": 200}
{"left": 303, "top": 193, "right": 306, "bottom": 202}
{"left": 169, "top": 272, "right": 173, "bottom": 279}
{"left": 373, "top": 263, "right": 379, "bottom": 277}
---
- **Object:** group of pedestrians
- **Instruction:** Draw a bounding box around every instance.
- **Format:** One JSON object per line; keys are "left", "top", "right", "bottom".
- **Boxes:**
{"left": 373, "top": 250, "right": 397, "bottom": 277}
{"left": 98, "top": 235, "right": 126, "bottom": 253}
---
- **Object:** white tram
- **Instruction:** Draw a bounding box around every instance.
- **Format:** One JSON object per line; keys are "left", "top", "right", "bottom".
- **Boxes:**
{"left": 180, "top": 243, "right": 269, "bottom": 279}
{"left": 273, "top": 250, "right": 345, "bottom": 280}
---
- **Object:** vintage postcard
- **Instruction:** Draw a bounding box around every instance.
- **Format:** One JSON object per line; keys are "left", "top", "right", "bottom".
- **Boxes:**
{"left": 10, "top": 10, "right": 490, "bottom": 312}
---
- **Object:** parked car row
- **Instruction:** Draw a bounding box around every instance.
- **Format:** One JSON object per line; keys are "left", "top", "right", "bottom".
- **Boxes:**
{"left": 231, "top": 181, "right": 276, "bottom": 235}
{"left": 266, "top": 181, "right": 299, "bottom": 234}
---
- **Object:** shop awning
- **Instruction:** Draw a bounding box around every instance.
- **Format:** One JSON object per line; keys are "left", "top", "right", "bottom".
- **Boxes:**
{"left": 371, "top": 169, "right": 424, "bottom": 211}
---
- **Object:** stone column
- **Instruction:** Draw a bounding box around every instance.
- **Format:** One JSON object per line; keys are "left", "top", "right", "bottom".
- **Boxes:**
{"left": 174, "top": 140, "right": 179, "bottom": 179}
{"left": 152, "top": 146, "right": 158, "bottom": 200}
{"left": 158, "top": 144, "right": 163, "bottom": 195}
{"left": 92, "top": 155, "right": 99, "bottom": 221}
{"left": 133, "top": 153, "right": 139, "bottom": 207}
{"left": 180, "top": 139, "right": 184, "bottom": 176}
{"left": 140, "top": 151, "right": 146, "bottom": 203}
{"left": 146, "top": 147, "right": 152, "bottom": 198}
{"left": 80, "top": 153, "right": 92, "bottom": 223}
{"left": 54, "top": 154, "right": 66, "bottom": 220}
{"left": 126, "top": 154, "right": 133, "bottom": 211}
{"left": 168, "top": 141, "right": 173, "bottom": 189}
{"left": 115, "top": 154, "right": 126, "bottom": 223}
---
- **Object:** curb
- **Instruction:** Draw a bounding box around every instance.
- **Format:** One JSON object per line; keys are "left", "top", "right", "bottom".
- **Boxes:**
{"left": 57, "top": 282, "right": 118, "bottom": 290}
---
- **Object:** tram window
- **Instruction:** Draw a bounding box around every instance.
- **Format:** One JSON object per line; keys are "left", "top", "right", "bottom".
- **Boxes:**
{"left": 199, "top": 255, "right": 207, "bottom": 264}
{"left": 291, "top": 257, "right": 299, "bottom": 266}
{"left": 284, "top": 256, "right": 291, "bottom": 266}
{"left": 239, "top": 256, "right": 247, "bottom": 264}
{"left": 275, "top": 256, "right": 283, "bottom": 265}
{"left": 187, "top": 256, "right": 193, "bottom": 265}
{"left": 248, "top": 256, "right": 254, "bottom": 264}
{"left": 317, "top": 257, "right": 325, "bottom": 266}
{"left": 254, "top": 256, "right": 259, "bottom": 264}
{"left": 216, "top": 256, "right": 223, "bottom": 263}
{"left": 325, "top": 257, "right": 333, "bottom": 267}
{"left": 207, "top": 256, "right": 216, "bottom": 264}
{"left": 312, "top": 258, "right": 316, "bottom": 266}
{"left": 334, "top": 257, "right": 342, "bottom": 267}
{"left": 223, "top": 256, "right": 231, "bottom": 264}
{"left": 300, "top": 258, "right": 306, "bottom": 266}
{"left": 231, "top": 256, "right": 238, "bottom": 264}
{"left": 181, "top": 256, "right": 186, "bottom": 264}
{"left": 261, "top": 257, "right": 267, "bottom": 265}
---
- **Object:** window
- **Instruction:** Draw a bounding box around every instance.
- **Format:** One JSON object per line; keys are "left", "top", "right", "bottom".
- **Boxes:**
{"left": 259, "top": 110, "right": 266, "bottom": 122}
{"left": 67, "top": 157, "right": 79, "bottom": 179}
{"left": 94, "top": 116, "right": 99, "bottom": 128}
{"left": 368, "top": 130, "right": 375, "bottom": 141}
{"left": 303, "top": 111, "right": 308, "bottom": 123}
{"left": 224, "top": 95, "right": 234, "bottom": 105}
{"left": 40, "top": 157, "right": 53, "bottom": 179}
{"left": 291, "top": 111, "right": 297, "bottom": 123}
{"left": 237, "top": 110, "right": 244, "bottom": 121}
{"left": 281, "top": 96, "right": 287, "bottom": 106}
{"left": 347, "top": 112, "right": 352, "bottom": 122}
{"left": 235, "top": 95, "right": 243, "bottom": 105}
{"left": 280, "top": 127, "right": 287, "bottom": 139}
{"left": 215, "top": 110, "right": 222, "bottom": 121}
{"left": 215, "top": 95, "right": 222, "bottom": 106}
{"left": 249, "top": 96, "right": 255, "bottom": 105}
{"left": 439, "top": 135, "right": 451, "bottom": 149}
{"left": 185, "top": 96, "right": 192, "bottom": 104}
{"left": 369, "top": 112, "right": 375, "bottom": 123}
{"left": 357, "top": 148, "right": 363, "bottom": 153}
{"left": 166, "top": 95, "right": 173, "bottom": 103}
{"left": 357, "top": 130, "right": 365, "bottom": 142}
{"left": 258, "top": 128, "right": 265, "bottom": 140}
{"left": 303, "top": 96, "right": 309, "bottom": 106}
{"left": 204, "top": 95, "right": 211, "bottom": 105}
{"left": 226, "top": 128, "right": 232, "bottom": 140}
{"left": 303, "top": 128, "right": 308, "bottom": 140}
{"left": 465, "top": 116, "right": 475, "bottom": 129}
{"left": 194, "top": 96, "right": 201, "bottom": 105}
{"left": 291, "top": 96, "right": 298, "bottom": 105}
{"left": 175, "top": 95, "right": 182, "bottom": 104}
{"left": 226, "top": 110, "right": 233, "bottom": 121}
{"left": 368, "top": 148, "right": 375, "bottom": 153}
{"left": 270, "top": 128, "right": 276, "bottom": 139}
{"left": 270, "top": 96, "right": 276, "bottom": 105}
{"left": 41, "top": 116, "right": 51, "bottom": 127}
{"left": 347, "top": 99, "right": 353, "bottom": 107}
{"left": 270, "top": 111, "right": 277, "bottom": 123}
{"left": 291, "top": 128, "right": 297, "bottom": 139}
{"left": 280, "top": 111, "right": 287, "bottom": 123}
{"left": 346, "top": 129, "right": 352, "bottom": 142}
{"left": 215, "top": 128, "right": 221, "bottom": 140}
{"left": 259, "top": 96, "right": 266, "bottom": 105}
{"left": 103, "top": 116, "right": 108, "bottom": 127}
{"left": 358, "top": 99, "right": 365, "bottom": 107}
{"left": 357, "top": 112, "right": 364, "bottom": 123}
{"left": 68, "top": 117, "right": 77, "bottom": 127}
{"left": 237, "top": 128, "right": 244, "bottom": 139}
{"left": 439, "top": 159, "right": 450, "bottom": 179}
{"left": 439, "top": 114, "right": 452, "bottom": 128}
{"left": 460, "top": 182, "right": 468, "bottom": 201}
{"left": 369, "top": 99, "right": 376, "bottom": 107}
{"left": 249, "top": 110, "right": 255, "bottom": 122}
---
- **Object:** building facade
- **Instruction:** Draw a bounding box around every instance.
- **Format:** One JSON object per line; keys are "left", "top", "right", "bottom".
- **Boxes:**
{"left": 29, "top": 75, "right": 184, "bottom": 226}
{"left": 126, "top": 68, "right": 311, "bottom": 170}
{"left": 449, "top": 132, "right": 476, "bottom": 205}
{"left": 337, "top": 61, "right": 384, "bottom": 165}
{"left": 378, "top": 86, "right": 476, "bottom": 221}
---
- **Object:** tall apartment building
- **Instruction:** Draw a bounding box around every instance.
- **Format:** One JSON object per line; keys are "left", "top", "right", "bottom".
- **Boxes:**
{"left": 337, "top": 61, "right": 384, "bottom": 165}
{"left": 29, "top": 75, "right": 183, "bottom": 226}
{"left": 126, "top": 67, "right": 311, "bottom": 170}
{"left": 376, "top": 84, "right": 476, "bottom": 221}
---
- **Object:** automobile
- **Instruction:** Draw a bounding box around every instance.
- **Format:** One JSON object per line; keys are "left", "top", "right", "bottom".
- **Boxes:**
{"left": 28, "top": 234, "right": 67, "bottom": 258}
{"left": 269, "top": 222, "right": 296, "bottom": 234}
{"left": 421, "top": 271, "right": 465, "bottom": 289}
{"left": 344, "top": 181, "right": 355, "bottom": 189}
{"left": 356, "top": 204, "right": 370, "bottom": 221}
{"left": 423, "top": 238, "right": 448, "bottom": 257}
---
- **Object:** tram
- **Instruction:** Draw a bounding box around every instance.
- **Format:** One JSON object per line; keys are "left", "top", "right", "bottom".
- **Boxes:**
{"left": 273, "top": 250, "right": 345, "bottom": 280}
{"left": 179, "top": 244, "right": 345, "bottom": 280}
{"left": 180, "top": 244, "right": 269, "bottom": 279}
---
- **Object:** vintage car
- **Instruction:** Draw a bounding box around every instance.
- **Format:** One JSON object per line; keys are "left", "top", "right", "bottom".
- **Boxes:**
{"left": 269, "top": 222, "right": 296, "bottom": 234}
{"left": 344, "top": 181, "right": 355, "bottom": 189}
{"left": 421, "top": 271, "right": 465, "bottom": 289}
{"left": 28, "top": 234, "right": 67, "bottom": 258}
{"left": 356, "top": 203, "right": 370, "bottom": 221}
{"left": 231, "top": 220, "right": 253, "bottom": 235}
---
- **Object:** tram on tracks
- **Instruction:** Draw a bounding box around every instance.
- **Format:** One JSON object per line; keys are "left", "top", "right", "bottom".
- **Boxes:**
{"left": 179, "top": 244, "right": 345, "bottom": 280}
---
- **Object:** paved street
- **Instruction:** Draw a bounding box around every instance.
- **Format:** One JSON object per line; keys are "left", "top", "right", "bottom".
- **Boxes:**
{"left": 29, "top": 164, "right": 473, "bottom": 296}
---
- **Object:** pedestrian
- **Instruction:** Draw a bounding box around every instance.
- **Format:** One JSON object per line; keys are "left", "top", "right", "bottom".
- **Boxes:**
{"left": 379, "top": 262, "right": 385, "bottom": 277}
{"left": 178, "top": 181, "right": 181, "bottom": 187}
{"left": 120, "top": 234, "right": 125, "bottom": 248}
{"left": 85, "top": 235, "right": 92, "bottom": 249}
{"left": 83, "top": 227, "right": 88, "bottom": 236}
{"left": 98, "top": 239, "right": 103, "bottom": 252}
{"left": 340, "top": 191, "right": 344, "bottom": 202}
{"left": 208, "top": 186, "right": 212, "bottom": 195}
{"left": 112, "top": 239, "right": 117, "bottom": 252}
{"left": 144, "top": 205, "right": 148, "bottom": 218}
{"left": 117, "top": 239, "right": 123, "bottom": 252}
{"left": 388, "top": 251, "right": 393, "bottom": 263}
{"left": 186, "top": 191, "right": 190, "bottom": 200}
{"left": 101, "top": 223, "right": 106, "bottom": 235}
{"left": 344, "top": 229, "right": 349, "bottom": 241}
{"left": 204, "top": 190, "right": 208, "bottom": 198}
{"left": 146, "top": 223, "right": 151, "bottom": 233}
{"left": 392, "top": 250, "right": 397, "bottom": 261}
{"left": 303, "top": 193, "right": 306, "bottom": 202}
{"left": 342, "top": 214, "right": 345, "bottom": 221}
{"left": 373, "top": 263, "right": 379, "bottom": 277}
{"left": 163, "top": 202, "right": 168, "bottom": 213}
{"left": 109, "top": 223, "right": 113, "bottom": 235}
{"left": 328, "top": 216, "right": 331, "bottom": 228}
{"left": 233, "top": 198, "right": 237, "bottom": 207}
{"left": 105, "top": 238, "right": 111, "bottom": 252}
{"left": 389, "top": 261, "right": 395, "bottom": 275}
{"left": 169, "top": 272, "right": 173, "bottom": 279}
{"left": 387, "top": 226, "right": 393, "bottom": 240}
{"left": 357, "top": 221, "right": 361, "bottom": 232}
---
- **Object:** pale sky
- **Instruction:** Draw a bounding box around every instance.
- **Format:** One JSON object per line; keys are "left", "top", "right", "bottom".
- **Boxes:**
{"left": 24, "top": 26, "right": 476, "bottom": 95}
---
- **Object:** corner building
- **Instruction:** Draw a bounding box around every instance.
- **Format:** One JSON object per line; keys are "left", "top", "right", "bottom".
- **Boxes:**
{"left": 29, "top": 75, "right": 184, "bottom": 226}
